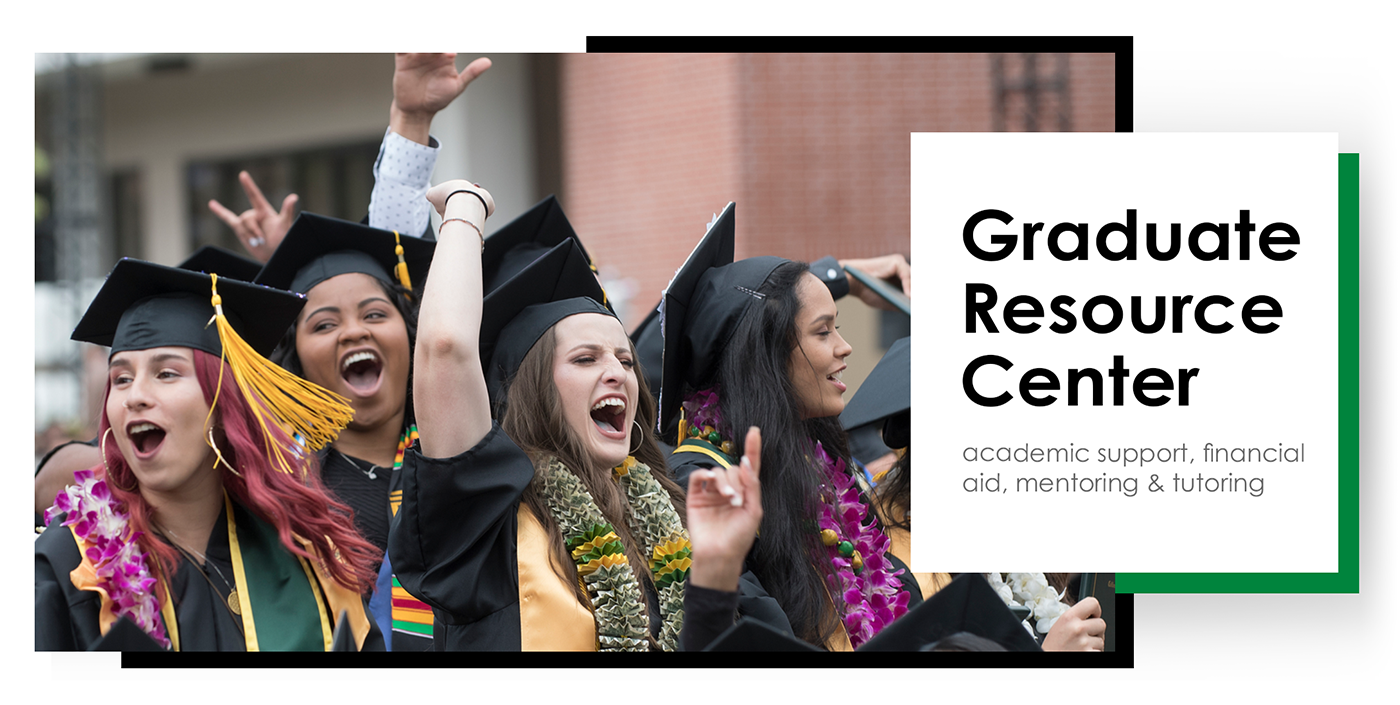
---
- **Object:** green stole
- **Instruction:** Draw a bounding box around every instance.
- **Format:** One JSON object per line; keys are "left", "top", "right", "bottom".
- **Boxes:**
{"left": 162, "top": 495, "right": 332, "bottom": 651}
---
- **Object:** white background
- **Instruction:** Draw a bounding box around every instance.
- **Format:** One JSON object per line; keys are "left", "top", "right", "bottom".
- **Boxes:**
{"left": 8, "top": 1, "right": 1398, "bottom": 701}
{"left": 912, "top": 133, "right": 1339, "bottom": 572}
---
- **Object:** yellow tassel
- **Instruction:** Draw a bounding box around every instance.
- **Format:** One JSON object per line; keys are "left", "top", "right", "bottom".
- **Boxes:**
{"left": 393, "top": 231, "right": 412, "bottom": 290}
{"left": 206, "top": 273, "right": 355, "bottom": 474}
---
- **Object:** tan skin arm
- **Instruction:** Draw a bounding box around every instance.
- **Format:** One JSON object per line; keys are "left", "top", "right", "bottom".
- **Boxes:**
{"left": 413, "top": 179, "right": 495, "bottom": 458}
{"left": 34, "top": 443, "right": 100, "bottom": 517}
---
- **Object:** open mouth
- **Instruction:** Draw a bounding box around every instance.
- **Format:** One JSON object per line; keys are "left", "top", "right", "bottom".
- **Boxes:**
{"left": 827, "top": 370, "right": 847, "bottom": 393}
{"left": 589, "top": 397, "right": 627, "bottom": 437}
{"left": 340, "top": 350, "right": 384, "bottom": 394}
{"left": 127, "top": 422, "right": 166, "bottom": 458}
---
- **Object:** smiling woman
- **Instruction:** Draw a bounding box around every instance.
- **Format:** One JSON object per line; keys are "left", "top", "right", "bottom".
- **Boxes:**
{"left": 659, "top": 205, "right": 917, "bottom": 650}
{"left": 254, "top": 212, "right": 435, "bottom": 651}
{"left": 36, "top": 260, "right": 382, "bottom": 651}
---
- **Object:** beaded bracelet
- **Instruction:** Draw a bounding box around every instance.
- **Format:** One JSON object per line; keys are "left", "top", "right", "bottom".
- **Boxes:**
{"left": 445, "top": 189, "right": 489, "bottom": 217}
{"left": 439, "top": 218, "right": 485, "bottom": 249}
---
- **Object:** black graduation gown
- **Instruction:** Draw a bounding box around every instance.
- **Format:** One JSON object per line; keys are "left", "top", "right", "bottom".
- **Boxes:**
{"left": 390, "top": 422, "right": 768, "bottom": 650}
{"left": 319, "top": 449, "right": 393, "bottom": 557}
{"left": 35, "top": 502, "right": 384, "bottom": 652}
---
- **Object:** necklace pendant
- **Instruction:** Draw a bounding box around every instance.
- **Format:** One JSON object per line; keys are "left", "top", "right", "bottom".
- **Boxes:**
{"left": 227, "top": 589, "right": 242, "bottom": 616}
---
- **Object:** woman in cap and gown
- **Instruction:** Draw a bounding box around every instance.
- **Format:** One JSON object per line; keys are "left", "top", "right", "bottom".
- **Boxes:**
{"left": 35, "top": 260, "right": 383, "bottom": 651}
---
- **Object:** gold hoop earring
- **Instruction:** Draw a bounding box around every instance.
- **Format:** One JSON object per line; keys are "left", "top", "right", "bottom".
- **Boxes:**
{"left": 629, "top": 420, "right": 645, "bottom": 455}
{"left": 207, "top": 427, "right": 244, "bottom": 478}
{"left": 101, "top": 427, "right": 138, "bottom": 493}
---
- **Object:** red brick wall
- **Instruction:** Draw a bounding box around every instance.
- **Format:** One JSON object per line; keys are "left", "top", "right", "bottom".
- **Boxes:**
{"left": 560, "top": 53, "right": 1116, "bottom": 328}
{"left": 559, "top": 53, "right": 742, "bottom": 326}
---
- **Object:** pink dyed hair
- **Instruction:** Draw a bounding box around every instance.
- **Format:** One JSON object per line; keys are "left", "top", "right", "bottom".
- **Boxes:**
{"left": 96, "top": 348, "right": 379, "bottom": 594}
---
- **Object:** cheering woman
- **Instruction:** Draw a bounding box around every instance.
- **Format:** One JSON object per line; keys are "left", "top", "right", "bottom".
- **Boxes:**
{"left": 390, "top": 179, "right": 767, "bottom": 650}
{"left": 36, "top": 260, "right": 382, "bottom": 651}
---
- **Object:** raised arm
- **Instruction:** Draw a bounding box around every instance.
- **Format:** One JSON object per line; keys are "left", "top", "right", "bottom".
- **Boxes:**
{"left": 389, "top": 53, "right": 491, "bottom": 146}
{"left": 370, "top": 54, "right": 491, "bottom": 237}
{"left": 414, "top": 179, "right": 495, "bottom": 457}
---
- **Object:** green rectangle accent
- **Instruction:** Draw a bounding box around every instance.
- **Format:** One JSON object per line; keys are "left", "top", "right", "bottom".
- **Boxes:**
{"left": 392, "top": 620, "right": 434, "bottom": 636}
{"left": 1117, "top": 153, "right": 1359, "bottom": 594}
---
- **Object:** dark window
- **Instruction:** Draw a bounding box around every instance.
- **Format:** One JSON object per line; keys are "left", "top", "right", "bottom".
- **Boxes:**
{"left": 992, "top": 53, "right": 1072, "bottom": 132}
{"left": 187, "top": 140, "right": 380, "bottom": 253}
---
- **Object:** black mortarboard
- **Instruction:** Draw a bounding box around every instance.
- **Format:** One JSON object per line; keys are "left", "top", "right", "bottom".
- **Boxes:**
{"left": 73, "top": 258, "right": 354, "bottom": 460}
{"left": 701, "top": 574, "right": 1039, "bottom": 652}
{"left": 658, "top": 203, "right": 788, "bottom": 440}
{"left": 480, "top": 239, "right": 612, "bottom": 410}
{"left": 481, "top": 195, "right": 596, "bottom": 294}
{"left": 72, "top": 258, "right": 304, "bottom": 357}
{"left": 178, "top": 245, "right": 263, "bottom": 282}
{"left": 840, "top": 336, "right": 911, "bottom": 449}
{"left": 254, "top": 212, "right": 436, "bottom": 294}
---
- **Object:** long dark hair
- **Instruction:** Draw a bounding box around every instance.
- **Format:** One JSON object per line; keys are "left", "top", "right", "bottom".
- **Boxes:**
{"left": 706, "top": 259, "right": 853, "bottom": 646}
{"left": 498, "top": 322, "right": 684, "bottom": 618}
{"left": 271, "top": 277, "right": 419, "bottom": 427}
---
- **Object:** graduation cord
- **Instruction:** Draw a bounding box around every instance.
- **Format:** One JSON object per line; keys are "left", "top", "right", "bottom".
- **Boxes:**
{"left": 156, "top": 525, "right": 246, "bottom": 636}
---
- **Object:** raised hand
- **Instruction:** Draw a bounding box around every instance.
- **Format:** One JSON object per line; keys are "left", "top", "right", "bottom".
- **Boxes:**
{"left": 425, "top": 179, "right": 495, "bottom": 220}
{"left": 391, "top": 53, "right": 492, "bottom": 145}
{"left": 839, "top": 253, "right": 912, "bottom": 310}
{"left": 207, "top": 170, "right": 298, "bottom": 263}
{"left": 686, "top": 427, "right": 764, "bottom": 591}
{"left": 1041, "top": 596, "right": 1106, "bottom": 651}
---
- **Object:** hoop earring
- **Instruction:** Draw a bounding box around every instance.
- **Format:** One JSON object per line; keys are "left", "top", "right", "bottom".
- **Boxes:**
{"left": 101, "top": 427, "right": 138, "bottom": 493}
{"left": 207, "top": 427, "right": 245, "bottom": 478}
{"left": 629, "top": 419, "right": 645, "bottom": 455}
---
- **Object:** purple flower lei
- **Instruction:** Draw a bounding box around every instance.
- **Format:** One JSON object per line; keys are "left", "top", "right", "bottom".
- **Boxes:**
{"left": 681, "top": 388, "right": 726, "bottom": 436}
{"left": 814, "top": 441, "right": 910, "bottom": 648}
{"left": 45, "top": 469, "right": 170, "bottom": 649}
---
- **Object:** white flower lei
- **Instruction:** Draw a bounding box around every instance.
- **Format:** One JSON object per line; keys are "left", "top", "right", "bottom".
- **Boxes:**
{"left": 983, "top": 572, "right": 1071, "bottom": 638}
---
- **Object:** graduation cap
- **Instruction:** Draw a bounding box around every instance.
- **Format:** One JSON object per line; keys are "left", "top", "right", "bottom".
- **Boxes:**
{"left": 480, "top": 238, "right": 611, "bottom": 410}
{"left": 701, "top": 573, "right": 1040, "bottom": 652}
{"left": 73, "top": 258, "right": 301, "bottom": 358}
{"left": 73, "top": 259, "right": 354, "bottom": 468}
{"left": 481, "top": 195, "right": 597, "bottom": 294}
{"left": 178, "top": 245, "right": 263, "bottom": 282}
{"left": 658, "top": 203, "right": 789, "bottom": 441}
{"left": 254, "top": 212, "right": 436, "bottom": 295}
{"left": 839, "top": 336, "right": 910, "bottom": 449}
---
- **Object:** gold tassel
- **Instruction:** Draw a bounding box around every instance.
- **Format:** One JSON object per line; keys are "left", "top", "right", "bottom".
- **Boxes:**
{"left": 393, "top": 230, "right": 412, "bottom": 290}
{"left": 205, "top": 273, "right": 355, "bottom": 474}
